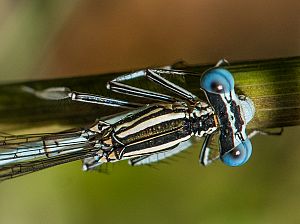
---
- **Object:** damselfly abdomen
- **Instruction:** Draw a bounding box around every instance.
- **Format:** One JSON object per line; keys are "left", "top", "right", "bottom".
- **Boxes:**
{"left": 0, "top": 60, "right": 255, "bottom": 180}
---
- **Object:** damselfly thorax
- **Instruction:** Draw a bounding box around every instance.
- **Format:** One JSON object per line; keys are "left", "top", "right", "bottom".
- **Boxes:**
{"left": 0, "top": 59, "right": 256, "bottom": 180}
{"left": 84, "top": 101, "right": 217, "bottom": 166}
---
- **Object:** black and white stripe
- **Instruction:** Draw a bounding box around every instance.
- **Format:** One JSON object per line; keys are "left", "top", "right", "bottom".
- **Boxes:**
{"left": 105, "top": 103, "right": 217, "bottom": 159}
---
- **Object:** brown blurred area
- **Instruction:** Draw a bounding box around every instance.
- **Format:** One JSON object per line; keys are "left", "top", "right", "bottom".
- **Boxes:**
{"left": 0, "top": 0, "right": 299, "bottom": 82}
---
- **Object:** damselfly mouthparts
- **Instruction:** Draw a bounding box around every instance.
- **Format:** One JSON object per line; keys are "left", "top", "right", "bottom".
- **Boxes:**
{"left": 0, "top": 60, "right": 255, "bottom": 180}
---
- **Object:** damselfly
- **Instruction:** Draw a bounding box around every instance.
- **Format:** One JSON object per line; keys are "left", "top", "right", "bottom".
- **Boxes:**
{"left": 0, "top": 60, "right": 255, "bottom": 180}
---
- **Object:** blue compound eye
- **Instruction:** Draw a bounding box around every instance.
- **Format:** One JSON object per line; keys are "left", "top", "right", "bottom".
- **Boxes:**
{"left": 200, "top": 68, "right": 234, "bottom": 94}
{"left": 221, "top": 139, "right": 252, "bottom": 167}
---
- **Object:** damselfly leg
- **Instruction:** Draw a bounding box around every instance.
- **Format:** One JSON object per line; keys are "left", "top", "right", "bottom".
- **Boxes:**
{"left": 146, "top": 69, "right": 198, "bottom": 103}
{"left": 107, "top": 69, "right": 199, "bottom": 104}
{"left": 22, "top": 86, "right": 142, "bottom": 109}
{"left": 215, "top": 59, "right": 229, "bottom": 67}
{"left": 199, "top": 134, "right": 214, "bottom": 166}
{"left": 248, "top": 128, "right": 284, "bottom": 139}
{"left": 129, "top": 140, "right": 192, "bottom": 166}
{"left": 107, "top": 73, "right": 177, "bottom": 103}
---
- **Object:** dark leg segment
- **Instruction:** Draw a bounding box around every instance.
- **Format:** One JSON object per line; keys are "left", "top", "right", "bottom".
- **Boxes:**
{"left": 146, "top": 69, "right": 198, "bottom": 103}
{"left": 22, "top": 86, "right": 142, "bottom": 109}
{"left": 107, "top": 80, "right": 177, "bottom": 103}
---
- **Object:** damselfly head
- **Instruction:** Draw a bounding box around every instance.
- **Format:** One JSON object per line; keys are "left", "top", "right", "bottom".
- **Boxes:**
{"left": 200, "top": 66, "right": 255, "bottom": 167}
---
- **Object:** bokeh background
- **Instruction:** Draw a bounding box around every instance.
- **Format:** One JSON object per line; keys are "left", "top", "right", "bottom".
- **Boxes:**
{"left": 0, "top": 1, "right": 299, "bottom": 224}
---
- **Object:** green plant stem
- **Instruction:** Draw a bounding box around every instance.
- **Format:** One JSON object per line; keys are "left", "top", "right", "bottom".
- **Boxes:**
{"left": 0, "top": 56, "right": 299, "bottom": 132}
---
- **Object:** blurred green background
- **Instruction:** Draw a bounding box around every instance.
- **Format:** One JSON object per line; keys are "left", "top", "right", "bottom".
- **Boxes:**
{"left": 0, "top": 1, "right": 299, "bottom": 224}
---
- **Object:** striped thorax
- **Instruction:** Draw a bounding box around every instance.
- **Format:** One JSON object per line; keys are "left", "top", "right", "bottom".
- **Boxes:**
{"left": 88, "top": 101, "right": 218, "bottom": 164}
